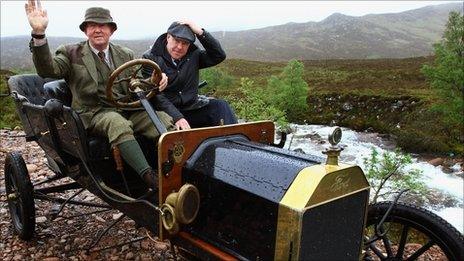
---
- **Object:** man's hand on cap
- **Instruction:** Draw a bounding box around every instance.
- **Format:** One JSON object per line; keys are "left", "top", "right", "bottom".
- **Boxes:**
{"left": 178, "top": 20, "right": 203, "bottom": 36}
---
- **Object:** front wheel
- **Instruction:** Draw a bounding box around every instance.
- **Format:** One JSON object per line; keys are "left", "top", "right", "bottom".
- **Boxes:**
{"left": 364, "top": 202, "right": 464, "bottom": 261}
{"left": 4, "top": 151, "right": 36, "bottom": 240}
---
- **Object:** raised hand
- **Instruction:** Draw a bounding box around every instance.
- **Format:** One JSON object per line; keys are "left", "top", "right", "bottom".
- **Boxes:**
{"left": 177, "top": 20, "right": 203, "bottom": 35}
{"left": 25, "top": 0, "right": 48, "bottom": 34}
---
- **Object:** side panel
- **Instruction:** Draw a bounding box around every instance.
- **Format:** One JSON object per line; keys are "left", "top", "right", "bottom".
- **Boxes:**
{"left": 184, "top": 173, "right": 278, "bottom": 260}
{"left": 157, "top": 121, "right": 275, "bottom": 240}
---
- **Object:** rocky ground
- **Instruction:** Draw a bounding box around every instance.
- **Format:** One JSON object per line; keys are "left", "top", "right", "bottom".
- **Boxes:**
{"left": 0, "top": 130, "right": 176, "bottom": 261}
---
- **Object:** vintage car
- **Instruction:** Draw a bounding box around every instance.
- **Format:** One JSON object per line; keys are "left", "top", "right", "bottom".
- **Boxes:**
{"left": 4, "top": 59, "right": 463, "bottom": 260}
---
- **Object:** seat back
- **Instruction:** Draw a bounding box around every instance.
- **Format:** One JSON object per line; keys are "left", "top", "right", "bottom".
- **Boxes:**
{"left": 7, "top": 75, "right": 53, "bottom": 140}
{"left": 7, "top": 74, "right": 49, "bottom": 106}
{"left": 43, "top": 79, "right": 72, "bottom": 106}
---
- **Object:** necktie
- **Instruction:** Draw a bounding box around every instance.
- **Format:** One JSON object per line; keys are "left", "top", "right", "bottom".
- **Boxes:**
{"left": 98, "top": 51, "right": 106, "bottom": 63}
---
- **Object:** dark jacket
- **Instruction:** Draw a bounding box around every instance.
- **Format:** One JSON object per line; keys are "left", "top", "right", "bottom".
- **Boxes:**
{"left": 142, "top": 30, "right": 226, "bottom": 121}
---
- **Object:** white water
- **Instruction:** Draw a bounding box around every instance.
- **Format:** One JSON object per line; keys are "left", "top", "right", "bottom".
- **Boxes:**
{"left": 281, "top": 124, "right": 464, "bottom": 233}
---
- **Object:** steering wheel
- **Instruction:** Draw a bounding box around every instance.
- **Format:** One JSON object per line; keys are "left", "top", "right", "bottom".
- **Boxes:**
{"left": 106, "top": 59, "right": 162, "bottom": 108}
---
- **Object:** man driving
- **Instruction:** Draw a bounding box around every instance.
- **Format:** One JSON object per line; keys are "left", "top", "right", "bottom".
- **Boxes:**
{"left": 25, "top": 0, "right": 174, "bottom": 188}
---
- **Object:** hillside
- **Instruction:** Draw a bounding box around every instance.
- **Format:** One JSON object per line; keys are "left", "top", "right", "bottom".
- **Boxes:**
{"left": 212, "top": 3, "right": 462, "bottom": 61}
{"left": 1, "top": 2, "right": 462, "bottom": 69}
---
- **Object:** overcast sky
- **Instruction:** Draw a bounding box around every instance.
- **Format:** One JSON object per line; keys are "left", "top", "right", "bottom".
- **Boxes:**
{"left": 1, "top": 1, "right": 460, "bottom": 40}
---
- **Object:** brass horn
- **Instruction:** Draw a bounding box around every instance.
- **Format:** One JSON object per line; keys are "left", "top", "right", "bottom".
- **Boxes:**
{"left": 161, "top": 183, "right": 200, "bottom": 234}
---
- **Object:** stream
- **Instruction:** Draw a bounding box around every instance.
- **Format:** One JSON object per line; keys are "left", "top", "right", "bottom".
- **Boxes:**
{"left": 280, "top": 124, "right": 464, "bottom": 234}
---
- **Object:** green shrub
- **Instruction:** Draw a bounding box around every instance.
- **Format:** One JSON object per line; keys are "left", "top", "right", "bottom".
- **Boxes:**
{"left": 363, "top": 148, "right": 427, "bottom": 204}
{"left": 229, "top": 77, "right": 288, "bottom": 128}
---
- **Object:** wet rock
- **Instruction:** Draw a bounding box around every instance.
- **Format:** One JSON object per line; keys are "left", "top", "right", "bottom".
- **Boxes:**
{"left": 113, "top": 213, "right": 124, "bottom": 220}
{"left": 140, "top": 240, "right": 150, "bottom": 250}
{"left": 42, "top": 257, "right": 60, "bottom": 261}
{"left": 26, "top": 164, "right": 38, "bottom": 173}
{"left": 124, "top": 220, "right": 135, "bottom": 226}
{"left": 428, "top": 158, "right": 444, "bottom": 166}
{"left": 154, "top": 241, "right": 169, "bottom": 251}
{"left": 441, "top": 166, "right": 454, "bottom": 174}
{"left": 342, "top": 102, "right": 352, "bottom": 111}
{"left": 36, "top": 216, "right": 47, "bottom": 223}
{"left": 125, "top": 252, "right": 135, "bottom": 260}
{"left": 94, "top": 216, "right": 106, "bottom": 223}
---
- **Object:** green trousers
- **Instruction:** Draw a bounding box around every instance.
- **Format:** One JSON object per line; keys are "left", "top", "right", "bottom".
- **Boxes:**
{"left": 88, "top": 108, "right": 174, "bottom": 176}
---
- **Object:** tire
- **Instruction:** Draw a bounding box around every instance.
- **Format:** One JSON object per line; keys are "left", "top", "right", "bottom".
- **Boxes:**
{"left": 4, "top": 151, "right": 36, "bottom": 240}
{"left": 364, "top": 201, "right": 464, "bottom": 261}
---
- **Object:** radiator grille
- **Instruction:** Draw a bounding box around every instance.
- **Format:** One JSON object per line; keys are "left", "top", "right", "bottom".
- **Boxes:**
{"left": 299, "top": 190, "right": 369, "bottom": 260}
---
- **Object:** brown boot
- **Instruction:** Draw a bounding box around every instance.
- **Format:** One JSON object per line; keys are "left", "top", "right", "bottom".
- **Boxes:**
{"left": 142, "top": 169, "right": 158, "bottom": 189}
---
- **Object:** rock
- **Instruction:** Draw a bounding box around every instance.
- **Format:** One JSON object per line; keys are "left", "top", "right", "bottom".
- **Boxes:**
{"left": 94, "top": 215, "right": 106, "bottom": 222}
{"left": 125, "top": 252, "right": 135, "bottom": 260}
{"left": 342, "top": 102, "right": 352, "bottom": 111}
{"left": 113, "top": 213, "right": 124, "bottom": 220}
{"left": 13, "top": 254, "right": 23, "bottom": 261}
{"left": 124, "top": 220, "right": 135, "bottom": 226}
{"left": 73, "top": 238, "right": 81, "bottom": 245}
{"left": 84, "top": 195, "right": 95, "bottom": 201}
{"left": 42, "top": 257, "right": 60, "bottom": 261}
{"left": 121, "top": 245, "right": 129, "bottom": 252}
{"left": 36, "top": 216, "right": 47, "bottom": 223}
{"left": 64, "top": 245, "right": 71, "bottom": 251}
{"left": 441, "top": 166, "right": 453, "bottom": 174}
{"left": 154, "top": 241, "right": 169, "bottom": 251}
{"left": 428, "top": 158, "right": 444, "bottom": 166}
{"left": 140, "top": 240, "right": 150, "bottom": 250}
{"left": 26, "top": 164, "right": 38, "bottom": 173}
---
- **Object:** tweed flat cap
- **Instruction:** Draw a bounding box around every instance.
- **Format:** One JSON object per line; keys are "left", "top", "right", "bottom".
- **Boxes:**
{"left": 79, "top": 7, "right": 117, "bottom": 32}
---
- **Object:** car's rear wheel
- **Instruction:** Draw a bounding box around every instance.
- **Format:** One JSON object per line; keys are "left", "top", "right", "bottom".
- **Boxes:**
{"left": 4, "top": 151, "right": 36, "bottom": 240}
{"left": 364, "top": 201, "right": 464, "bottom": 261}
